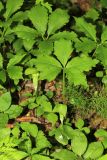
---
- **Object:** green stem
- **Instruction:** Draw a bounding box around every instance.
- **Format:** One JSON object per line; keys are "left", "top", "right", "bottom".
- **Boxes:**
{"left": 63, "top": 68, "right": 65, "bottom": 96}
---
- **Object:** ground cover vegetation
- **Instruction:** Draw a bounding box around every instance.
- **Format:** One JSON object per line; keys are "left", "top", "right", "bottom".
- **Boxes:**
{"left": 1, "top": 0, "right": 107, "bottom": 159}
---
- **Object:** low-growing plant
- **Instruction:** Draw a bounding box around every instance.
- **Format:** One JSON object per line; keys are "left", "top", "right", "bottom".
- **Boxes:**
{"left": 1, "top": 119, "right": 107, "bottom": 160}
{"left": 89, "top": 88, "right": 107, "bottom": 118}
{"left": 0, "top": 0, "right": 107, "bottom": 160}
{"left": 67, "top": 85, "right": 107, "bottom": 119}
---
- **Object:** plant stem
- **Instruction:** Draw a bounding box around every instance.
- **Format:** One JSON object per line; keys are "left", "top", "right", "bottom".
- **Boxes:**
{"left": 63, "top": 68, "right": 65, "bottom": 96}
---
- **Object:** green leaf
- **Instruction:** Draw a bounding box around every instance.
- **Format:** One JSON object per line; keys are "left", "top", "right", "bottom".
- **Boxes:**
{"left": 45, "top": 113, "right": 58, "bottom": 126}
{"left": 50, "top": 31, "right": 77, "bottom": 41}
{"left": 0, "top": 128, "right": 11, "bottom": 147}
{"left": 32, "top": 154, "right": 53, "bottom": 160}
{"left": 101, "top": 27, "right": 107, "bottom": 43}
{"left": 36, "top": 95, "right": 48, "bottom": 104}
{"left": 13, "top": 25, "right": 38, "bottom": 40}
{"left": 96, "top": 45, "right": 107, "bottom": 67}
{"left": 19, "top": 137, "right": 32, "bottom": 154}
{"left": 72, "top": 130, "right": 87, "bottom": 156}
{"left": 12, "top": 126, "right": 20, "bottom": 138}
{"left": 98, "top": 154, "right": 107, "bottom": 160}
{"left": 63, "top": 125, "right": 74, "bottom": 139}
{"left": 83, "top": 142, "right": 104, "bottom": 159}
{"left": 32, "top": 73, "right": 39, "bottom": 91}
{"left": 38, "top": 40, "right": 53, "bottom": 55}
{"left": 51, "top": 149, "right": 77, "bottom": 160}
{"left": 23, "top": 39, "right": 35, "bottom": 51}
{"left": 96, "top": 71, "right": 103, "bottom": 77}
{"left": 25, "top": 68, "right": 37, "bottom": 75}
{"left": 75, "top": 37, "right": 96, "bottom": 54}
{"left": 36, "top": 99, "right": 52, "bottom": 116}
{"left": 54, "top": 39, "right": 73, "bottom": 66}
{"left": 7, "top": 53, "right": 26, "bottom": 68}
{"left": 55, "top": 127, "right": 68, "bottom": 145}
{"left": 28, "top": 5, "right": 48, "bottom": 36}
{"left": 48, "top": 9, "right": 69, "bottom": 36}
{"left": 0, "top": 70, "right": 6, "bottom": 82}
{"left": 75, "top": 119, "right": 84, "bottom": 129}
{"left": 36, "top": 130, "right": 52, "bottom": 149}
{"left": 41, "top": 99, "right": 52, "bottom": 113}
{"left": 20, "top": 122, "right": 38, "bottom": 138}
{"left": 94, "top": 129, "right": 107, "bottom": 149}
{"left": 0, "top": 2, "right": 3, "bottom": 11}
{"left": 53, "top": 104, "right": 67, "bottom": 118}
{"left": 0, "top": 113, "right": 8, "bottom": 128}
{"left": 102, "top": 139, "right": 107, "bottom": 149}
{"left": 13, "top": 39, "right": 23, "bottom": 52}
{"left": 35, "top": 55, "right": 62, "bottom": 81}
{"left": 4, "top": 0, "right": 24, "bottom": 20}
{"left": 67, "top": 70, "right": 87, "bottom": 86}
{"left": 75, "top": 17, "right": 96, "bottom": 41}
{"left": 84, "top": 8, "right": 99, "bottom": 21}
{"left": 12, "top": 11, "right": 28, "bottom": 22}
{"left": 66, "top": 55, "right": 98, "bottom": 86}
{"left": 100, "top": 0, "right": 107, "bottom": 8}
{"left": 82, "top": 127, "right": 90, "bottom": 134}
{"left": 7, "top": 66, "right": 23, "bottom": 80}
{"left": 40, "top": 1, "right": 52, "bottom": 13}
{"left": 0, "top": 92, "right": 11, "bottom": 112}
{"left": 102, "top": 75, "right": 107, "bottom": 84}
{"left": 0, "top": 53, "right": 3, "bottom": 68}
{"left": 6, "top": 105, "right": 23, "bottom": 119}
{"left": 0, "top": 128, "right": 10, "bottom": 141}
{"left": 95, "top": 129, "right": 107, "bottom": 138}
{"left": 0, "top": 147, "right": 28, "bottom": 160}
{"left": 36, "top": 0, "right": 44, "bottom": 4}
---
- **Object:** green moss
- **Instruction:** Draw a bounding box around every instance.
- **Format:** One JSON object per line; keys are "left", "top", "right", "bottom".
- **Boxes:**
{"left": 90, "top": 88, "right": 107, "bottom": 118}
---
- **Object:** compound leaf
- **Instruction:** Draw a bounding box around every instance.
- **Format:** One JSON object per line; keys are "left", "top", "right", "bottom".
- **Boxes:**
{"left": 6, "top": 105, "right": 23, "bottom": 119}
{"left": 20, "top": 122, "right": 38, "bottom": 138}
{"left": 66, "top": 55, "right": 98, "bottom": 86}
